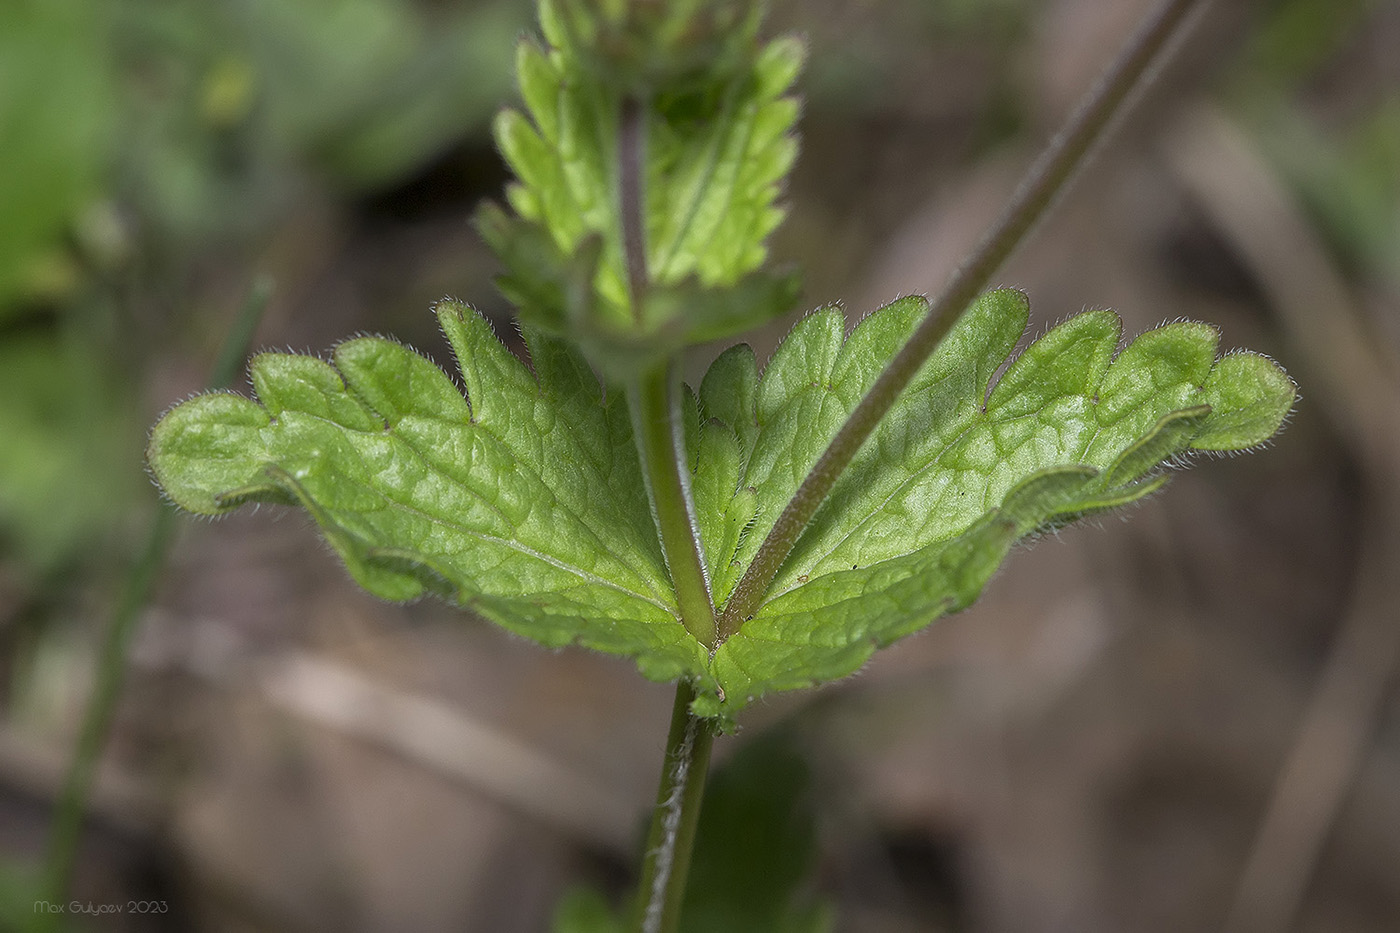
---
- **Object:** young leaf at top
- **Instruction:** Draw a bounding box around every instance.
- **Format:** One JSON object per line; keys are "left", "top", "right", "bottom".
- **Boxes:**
{"left": 481, "top": 0, "right": 804, "bottom": 374}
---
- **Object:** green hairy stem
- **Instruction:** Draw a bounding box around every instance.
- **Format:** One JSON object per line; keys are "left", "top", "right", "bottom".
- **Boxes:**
{"left": 629, "top": 681, "right": 716, "bottom": 933}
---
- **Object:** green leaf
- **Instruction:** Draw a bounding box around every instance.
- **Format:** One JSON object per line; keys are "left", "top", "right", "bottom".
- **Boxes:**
{"left": 647, "top": 37, "right": 805, "bottom": 288}
{"left": 541, "top": 0, "right": 766, "bottom": 96}
{"left": 148, "top": 290, "right": 1293, "bottom": 720}
{"left": 690, "top": 289, "right": 1295, "bottom": 716}
{"left": 485, "top": 3, "right": 803, "bottom": 368}
{"left": 692, "top": 418, "right": 758, "bottom": 591}
{"left": 1194, "top": 351, "right": 1297, "bottom": 450}
{"left": 149, "top": 301, "right": 713, "bottom": 687}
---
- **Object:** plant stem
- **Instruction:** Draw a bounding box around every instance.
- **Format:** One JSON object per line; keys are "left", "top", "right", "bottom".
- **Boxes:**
{"left": 618, "top": 89, "right": 716, "bottom": 933}
{"left": 38, "top": 278, "right": 271, "bottom": 922}
{"left": 717, "top": 0, "right": 1209, "bottom": 638}
{"left": 629, "top": 364, "right": 717, "bottom": 646}
{"left": 629, "top": 680, "right": 716, "bottom": 933}
{"left": 619, "top": 95, "right": 649, "bottom": 324}
{"left": 618, "top": 90, "right": 717, "bottom": 646}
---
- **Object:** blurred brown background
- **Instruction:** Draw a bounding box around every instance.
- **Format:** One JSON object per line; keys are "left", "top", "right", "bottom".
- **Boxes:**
{"left": 2, "top": 0, "right": 1398, "bottom": 930}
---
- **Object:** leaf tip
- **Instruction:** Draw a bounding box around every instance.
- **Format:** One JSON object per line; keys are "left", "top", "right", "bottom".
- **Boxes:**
{"left": 1191, "top": 350, "right": 1297, "bottom": 452}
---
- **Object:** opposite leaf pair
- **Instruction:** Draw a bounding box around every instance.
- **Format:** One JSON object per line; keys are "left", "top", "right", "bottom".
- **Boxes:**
{"left": 147, "top": 289, "right": 1293, "bottom": 720}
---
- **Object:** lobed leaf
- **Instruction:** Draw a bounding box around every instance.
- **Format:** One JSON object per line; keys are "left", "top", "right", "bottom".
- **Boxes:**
{"left": 690, "top": 290, "right": 1295, "bottom": 715}
{"left": 149, "top": 301, "right": 713, "bottom": 687}
{"left": 149, "top": 291, "right": 1293, "bottom": 721}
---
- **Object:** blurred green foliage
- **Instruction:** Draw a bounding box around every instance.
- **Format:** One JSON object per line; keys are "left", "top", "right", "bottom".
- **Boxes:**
{"left": 0, "top": 0, "right": 113, "bottom": 313}
{"left": 0, "top": 858, "right": 47, "bottom": 933}
{"left": 1249, "top": 98, "right": 1400, "bottom": 287}
{"left": 1231, "top": 0, "right": 1400, "bottom": 286}
{"left": 0, "top": 0, "right": 528, "bottom": 581}
{"left": 678, "top": 738, "right": 830, "bottom": 933}
{"left": 0, "top": 333, "right": 136, "bottom": 573}
{"left": 0, "top": 0, "right": 127, "bottom": 578}
{"left": 108, "top": 0, "right": 527, "bottom": 241}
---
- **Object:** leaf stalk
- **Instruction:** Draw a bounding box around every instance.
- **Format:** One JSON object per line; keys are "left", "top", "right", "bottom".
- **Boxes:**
{"left": 619, "top": 89, "right": 718, "bottom": 646}
{"left": 629, "top": 363, "right": 718, "bottom": 646}
{"left": 620, "top": 94, "right": 650, "bottom": 323}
